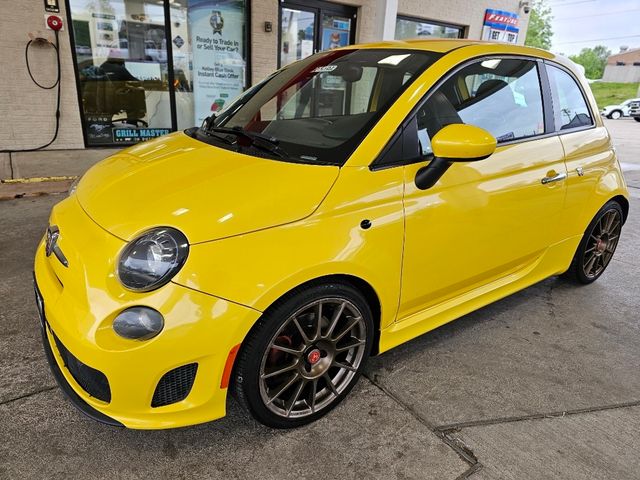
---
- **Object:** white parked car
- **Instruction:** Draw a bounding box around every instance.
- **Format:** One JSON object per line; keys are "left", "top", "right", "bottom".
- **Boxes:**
{"left": 629, "top": 100, "right": 640, "bottom": 122}
{"left": 600, "top": 98, "right": 640, "bottom": 119}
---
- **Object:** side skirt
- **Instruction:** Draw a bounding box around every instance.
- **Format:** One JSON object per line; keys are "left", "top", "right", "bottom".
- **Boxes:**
{"left": 378, "top": 235, "right": 582, "bottom": 354}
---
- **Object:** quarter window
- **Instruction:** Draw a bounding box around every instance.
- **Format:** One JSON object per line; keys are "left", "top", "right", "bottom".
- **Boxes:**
{"left": 546, "top": 64, "right": 593, "bottom": 130}
{"left": 413, "top": 58, "right": 545, "bottom": 156}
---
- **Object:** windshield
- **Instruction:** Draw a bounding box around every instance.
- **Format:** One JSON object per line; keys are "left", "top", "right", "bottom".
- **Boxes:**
{"left": 192, "top": 49, "right": 442, "bottom": 165}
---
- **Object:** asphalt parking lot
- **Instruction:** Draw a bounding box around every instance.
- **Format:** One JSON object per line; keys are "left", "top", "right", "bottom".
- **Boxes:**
{"left": 1, "top": 118, "right": 639, "bottom": 479}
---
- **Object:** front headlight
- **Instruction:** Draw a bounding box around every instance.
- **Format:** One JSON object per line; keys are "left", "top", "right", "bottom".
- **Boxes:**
{"left": 117, "top": 227, "right": 189, "bottom": 292}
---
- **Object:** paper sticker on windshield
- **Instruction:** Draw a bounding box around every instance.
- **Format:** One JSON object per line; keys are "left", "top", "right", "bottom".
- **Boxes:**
{"left": 312, "top": 65, "right": 337, "bottom": 73}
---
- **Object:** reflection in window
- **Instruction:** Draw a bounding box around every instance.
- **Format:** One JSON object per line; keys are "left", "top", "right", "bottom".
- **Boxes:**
{"left": 413, "top": 58, "right": 545, "bottom": 155}
{"left": 69, "top": 0, "right": 248, "bottom": 145}
{"left": 547, "top": 65, "right": 593, "bottom": 130}
{"left": 70, "top": 0, "right": 172, "bottom": 146}
{"left": 395, "top": 16, "right": 464, "bottom": 40}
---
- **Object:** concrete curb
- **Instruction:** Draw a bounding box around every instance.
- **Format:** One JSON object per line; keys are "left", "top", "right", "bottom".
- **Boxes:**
{"left": 0, "top": 177, "right": 74, "bottom": 200}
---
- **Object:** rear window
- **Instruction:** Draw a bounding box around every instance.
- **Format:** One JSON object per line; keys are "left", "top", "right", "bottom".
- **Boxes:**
{"left": 546, "top": 65, "right": 593, "bottom": 130}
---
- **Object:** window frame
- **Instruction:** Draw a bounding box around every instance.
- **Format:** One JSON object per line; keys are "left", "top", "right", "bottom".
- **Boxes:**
{"left": 543, "top": 60, "right": 596, "bottom": 134}
{"left": 371, "top": 54, "right": 596, "bottom": 171}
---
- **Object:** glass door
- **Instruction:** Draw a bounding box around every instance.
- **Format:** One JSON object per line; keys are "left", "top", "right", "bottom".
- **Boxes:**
{"left": 279, "top": 0, "right": 356, "bottom": 67}
{"left": 320, "top": 13, "right": 351, "bottom": 51}
{"left": 280, "top": 7, "right": 317, "bottom": 67}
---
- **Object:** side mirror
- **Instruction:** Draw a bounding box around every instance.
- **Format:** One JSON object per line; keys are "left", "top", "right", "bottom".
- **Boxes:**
{"left": 415, "top": 124, "right": 496, "bottom": 190}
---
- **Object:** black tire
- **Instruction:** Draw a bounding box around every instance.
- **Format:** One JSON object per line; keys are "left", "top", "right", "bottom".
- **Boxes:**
{"left": 608, "top": 110, "right": 622, "bottom": 119}
{"left": 562, "top": 200, "right": 624, "bottom": 284}
{"left": 634, "top": 117, "right": 640, "bottom": 122}
{"left": 231, "top": 282, "right": 374, "bottom": 428}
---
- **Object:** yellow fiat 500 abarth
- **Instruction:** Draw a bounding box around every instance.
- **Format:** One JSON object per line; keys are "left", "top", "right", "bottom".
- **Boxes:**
{"left": 34, "top": 40, "right": 629, "bottom": 429}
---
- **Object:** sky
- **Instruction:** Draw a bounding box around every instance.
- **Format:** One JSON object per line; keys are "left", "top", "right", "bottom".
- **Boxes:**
{"left": 548, "top": 0, "right": 640, "bottom": 56}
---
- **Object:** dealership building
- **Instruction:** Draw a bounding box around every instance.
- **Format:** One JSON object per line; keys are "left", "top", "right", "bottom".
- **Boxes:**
{"left": 1, "top": 0, "right": 529, "bottom": 176}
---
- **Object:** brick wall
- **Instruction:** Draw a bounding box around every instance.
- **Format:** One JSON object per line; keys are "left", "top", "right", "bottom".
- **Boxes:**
{"left": 250, "top": 0, "right": 280, "bottom": 83}
{"left": 0, "top": 1, "right": 84, "bottom": 151}
{"left": 606, "top": 48, "right": 640, "bottom": 65}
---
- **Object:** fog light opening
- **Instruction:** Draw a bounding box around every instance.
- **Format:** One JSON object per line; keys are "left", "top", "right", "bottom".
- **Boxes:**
{"left": 113, "top": 307, "right": 164, "bottom": 340}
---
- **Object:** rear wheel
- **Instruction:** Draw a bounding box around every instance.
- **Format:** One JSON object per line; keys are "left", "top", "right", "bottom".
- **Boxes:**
{"left": 634, "top": 117, "right": 640, "bottom": 122}
{"left": 563, "top": 201, "right": 623, "bottom": 284}
{"left": 232, "top": 283, "right": 374, "bottom": 428}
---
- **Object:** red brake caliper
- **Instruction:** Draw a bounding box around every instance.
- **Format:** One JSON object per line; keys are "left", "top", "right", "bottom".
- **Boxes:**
{"left": 268, "top": 335, "right": 293, "bottom": 364}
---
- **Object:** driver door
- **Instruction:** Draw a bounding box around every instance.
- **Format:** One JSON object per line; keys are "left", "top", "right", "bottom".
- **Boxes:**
{"left": 398, "top": 57, "right": 567, "bottom": 320}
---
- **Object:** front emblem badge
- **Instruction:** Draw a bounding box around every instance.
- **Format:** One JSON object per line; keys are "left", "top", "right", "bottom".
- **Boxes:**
{"left": 45, "top": 225, "right": 68, "bottom": 267}
{"left": 45, "top": 225, "right": 59, "bottom": 257}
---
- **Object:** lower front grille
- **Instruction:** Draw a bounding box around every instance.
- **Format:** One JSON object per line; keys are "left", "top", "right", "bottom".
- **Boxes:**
{"left": 152, "top": 363, "right": 198, "bottom": 407}
{"left": 51, "top": 331, "right": 111, "bottom": 403}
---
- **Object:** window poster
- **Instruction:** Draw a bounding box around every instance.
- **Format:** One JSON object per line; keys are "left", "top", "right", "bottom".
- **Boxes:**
{"left": 187, "top": 0, "right": 247, "bottom": 125}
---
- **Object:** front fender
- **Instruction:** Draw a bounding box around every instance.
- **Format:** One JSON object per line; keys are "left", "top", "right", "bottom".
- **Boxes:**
{"left": 172, "top": 166, "right": 405, "bottom": 330}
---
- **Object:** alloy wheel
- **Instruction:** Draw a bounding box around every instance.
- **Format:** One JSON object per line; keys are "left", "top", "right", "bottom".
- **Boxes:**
{"left": 258, "top": 298, "right": 367, "bottom": 419}
{"left": 583, "top": 209, "right": 622, "bottom": 279}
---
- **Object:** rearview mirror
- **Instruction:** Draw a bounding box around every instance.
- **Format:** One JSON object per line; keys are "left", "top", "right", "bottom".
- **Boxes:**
{"left": 330, "top": 64, "right": 363, "bottom": 82}
{"left": 415, "top": 124, "right": 496, "bottom": 190}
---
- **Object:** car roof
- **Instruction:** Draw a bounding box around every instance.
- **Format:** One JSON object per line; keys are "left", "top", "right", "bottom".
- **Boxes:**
{"left": 347, "top": 39, "right": 584, "bottom": 75}
{"left": 351, "top": 39, "right": 484, "bottom": 53}
{"left": 351, "top": 38, "right": 547, "bottom": 55}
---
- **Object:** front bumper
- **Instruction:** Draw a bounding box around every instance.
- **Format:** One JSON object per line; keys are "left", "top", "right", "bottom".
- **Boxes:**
{"left": 35, "top": 279, "right": 122, "bottom": 427}
{"left": 34, "top": 197, "right": 261, "bottom": 429}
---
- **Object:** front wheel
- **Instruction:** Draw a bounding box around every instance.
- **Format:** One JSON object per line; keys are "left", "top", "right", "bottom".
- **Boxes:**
{"left": 563, "top": 201, "right": 623, "bottom": 284}
{"left": 232, "top": 283, "right": 374, "bottom": 428}
{"left": 634, "top": 117, "right": 640, "bottom": 122}
{"left": 609, "top": 110, "right": 622, "bottom": 119}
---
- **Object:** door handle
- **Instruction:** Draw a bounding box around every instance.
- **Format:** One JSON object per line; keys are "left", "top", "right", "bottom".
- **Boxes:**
{"left": 541, "top": 172, "right": 567, "bottom": 185}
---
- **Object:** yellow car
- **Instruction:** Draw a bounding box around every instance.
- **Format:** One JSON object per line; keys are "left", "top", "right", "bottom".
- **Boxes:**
{"left": 34, "top": 40, "right": 629, "bottom": 430}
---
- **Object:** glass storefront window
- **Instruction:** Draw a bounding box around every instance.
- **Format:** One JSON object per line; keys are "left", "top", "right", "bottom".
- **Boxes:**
{"left": 395, "top": 16, "right": 464, "bottom": 40}
{"left": 69, "top": 0, "right": 248, "bottom": 146}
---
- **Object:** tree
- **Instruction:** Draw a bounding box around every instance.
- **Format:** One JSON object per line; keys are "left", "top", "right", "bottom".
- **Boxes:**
{"left": 525, "top": 0, "right": 553, "bottom": 50}
{"left": 569, "top": 45, "right": 611, "bottom": 79}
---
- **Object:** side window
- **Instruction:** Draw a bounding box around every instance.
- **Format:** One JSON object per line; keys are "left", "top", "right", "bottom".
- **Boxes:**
{"left": 414, "top": 58, "right": 545, "bottom": 155}
{"left": 546, "top": 64, "right": 593, "bottom": 130}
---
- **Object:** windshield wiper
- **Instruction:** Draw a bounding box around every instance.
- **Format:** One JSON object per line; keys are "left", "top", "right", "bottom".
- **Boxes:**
{"left": 198, "top": 128, "right": 235, "bottom": 145}
{"left": 207, "top": 126, "right": 290, "bottom": 159}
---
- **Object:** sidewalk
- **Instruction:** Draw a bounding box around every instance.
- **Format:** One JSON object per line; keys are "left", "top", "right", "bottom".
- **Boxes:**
{"left": 0, "top": 148, "right": 119, "bottom": 200}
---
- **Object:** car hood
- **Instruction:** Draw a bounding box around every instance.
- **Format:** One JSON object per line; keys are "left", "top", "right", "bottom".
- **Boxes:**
{"left": 76, "top": 132, "right": 339, "bottom": 244}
